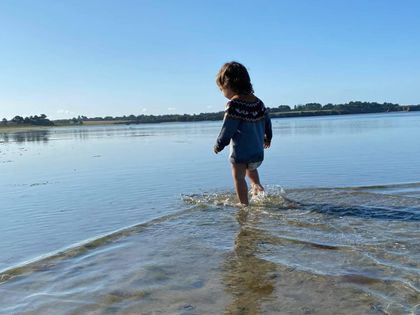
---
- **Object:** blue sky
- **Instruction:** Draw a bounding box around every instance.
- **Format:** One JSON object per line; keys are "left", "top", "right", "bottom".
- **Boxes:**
{"left": 1, "top": 0, "right": 419, "bottom": 119}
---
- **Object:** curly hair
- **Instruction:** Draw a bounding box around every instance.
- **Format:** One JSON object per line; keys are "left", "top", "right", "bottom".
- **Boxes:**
{"left": 216, "top": 61, "right": 254, "bottom": 95}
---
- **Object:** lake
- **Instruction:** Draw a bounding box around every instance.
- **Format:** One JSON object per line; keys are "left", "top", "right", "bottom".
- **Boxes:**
{"left": 1, "top": 112, "right": 419, "bottom": 314}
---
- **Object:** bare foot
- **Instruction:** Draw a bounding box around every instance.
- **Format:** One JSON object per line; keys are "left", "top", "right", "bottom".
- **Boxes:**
{"left": 251, "top": 183, "right": 265, "bottom": 196}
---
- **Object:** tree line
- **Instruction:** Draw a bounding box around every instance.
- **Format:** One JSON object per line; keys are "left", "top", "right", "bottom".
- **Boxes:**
{"left": 1, "top": 114, "right": 54, "bottom": 126}
{"left": 271, "top": 101, "right": 416, "bottom": 114}
{"left": 267, "top": 101, "right": 420, "bottom": 119}
{"left": 2, "top": 102, "right": 420, "bottom": 126}
{"left": 81, "top": 101, "right": 420, "bottom": 124}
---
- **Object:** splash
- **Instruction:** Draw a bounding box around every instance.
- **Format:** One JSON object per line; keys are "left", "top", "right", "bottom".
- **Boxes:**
{"left": 182, "top": 186, "right": 300, "bottom": 210}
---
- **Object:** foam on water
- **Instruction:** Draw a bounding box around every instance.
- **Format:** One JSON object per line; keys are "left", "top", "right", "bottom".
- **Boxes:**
{"left": 182, "top": 186, "right": 300, "bottom": 209}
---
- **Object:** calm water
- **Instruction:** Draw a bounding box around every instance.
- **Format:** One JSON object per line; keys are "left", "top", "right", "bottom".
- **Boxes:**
{"left": 0, "top": 112, "right": 419, "bottom": 314}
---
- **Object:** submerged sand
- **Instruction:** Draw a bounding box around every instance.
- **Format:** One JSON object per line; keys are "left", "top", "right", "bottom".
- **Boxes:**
{"left": 1, "top": 188, "right": 419, "bottom": 314}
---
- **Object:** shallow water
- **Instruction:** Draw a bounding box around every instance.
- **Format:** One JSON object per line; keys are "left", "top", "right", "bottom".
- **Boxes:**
{"left": 1, "top": 112, "right": 420, "bottom": 314}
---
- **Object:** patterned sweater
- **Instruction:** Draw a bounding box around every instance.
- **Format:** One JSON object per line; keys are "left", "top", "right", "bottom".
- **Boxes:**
{"left": 215, "top": 97, "right": 272, "bottom": 164}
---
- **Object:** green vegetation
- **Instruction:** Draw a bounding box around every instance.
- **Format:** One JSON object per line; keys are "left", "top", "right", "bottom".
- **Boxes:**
{"left": 268, "top": 101, "right": 420, "bottom": 119}
{"left": 2, "top": 102, "right": 419, "bottom": 128}
{"left": 80, "top": 101, "right": 419, "bottom": 124}
{"left": 1, "top": 114, "right": 54, "bottom": 127}
{"left": 80, "top": 112, "right": 224, "bottom": 124}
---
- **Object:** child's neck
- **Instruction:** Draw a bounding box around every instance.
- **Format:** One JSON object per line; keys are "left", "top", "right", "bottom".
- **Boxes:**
{"left": 231, "top": 94, "right": 257, "bottom": 101}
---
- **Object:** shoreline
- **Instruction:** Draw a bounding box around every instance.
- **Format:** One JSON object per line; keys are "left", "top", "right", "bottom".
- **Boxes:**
{"left": 0, "top": 120, "right": 125, "bottom": 132}
{"left": 0, "top": 110, "right": 417, "bottom": 132}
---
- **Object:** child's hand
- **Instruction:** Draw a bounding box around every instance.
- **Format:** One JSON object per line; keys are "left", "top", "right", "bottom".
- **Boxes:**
{"left": 214, "top": 145, "right": 222, "bottom": 154}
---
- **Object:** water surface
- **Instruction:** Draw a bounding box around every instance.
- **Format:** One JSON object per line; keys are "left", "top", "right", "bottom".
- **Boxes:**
{"left": 1, "top": 112, "right": 420, "bottom": 314}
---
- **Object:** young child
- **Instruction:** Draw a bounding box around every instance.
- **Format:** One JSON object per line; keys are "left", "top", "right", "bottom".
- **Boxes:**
{"left": 214, "top": 61, "right": 272, "bottom": 206}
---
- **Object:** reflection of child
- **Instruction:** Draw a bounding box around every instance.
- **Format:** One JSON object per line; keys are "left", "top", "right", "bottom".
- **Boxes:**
{"left": 214, "top": 61, "right": 272, "bottom": 206}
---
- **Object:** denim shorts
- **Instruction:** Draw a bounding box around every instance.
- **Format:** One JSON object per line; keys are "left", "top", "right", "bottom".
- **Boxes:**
{"left": 247, "top": 161, "right": 262, "bottom": 171}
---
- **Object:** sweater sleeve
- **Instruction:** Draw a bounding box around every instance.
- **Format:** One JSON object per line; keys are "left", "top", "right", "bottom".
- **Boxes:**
{"left": 215, "top": 115, "right": 241, "bottom": 152}
{"left": 264, "top": 111, "right": 272, "bottom": 143}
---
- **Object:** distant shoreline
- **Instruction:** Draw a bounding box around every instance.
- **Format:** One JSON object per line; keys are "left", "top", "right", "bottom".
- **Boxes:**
{"left": 1, "top": 109, "right": 419, "bottom": 132}
{"left": 2, "top": 102, "right": 419, "bottom": 130}
{"left": 0, "top": 120, "right": 123, "bottom": 132}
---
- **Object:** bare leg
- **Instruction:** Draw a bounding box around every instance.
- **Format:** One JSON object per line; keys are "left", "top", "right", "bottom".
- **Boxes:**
{"left": 246, "top": 169, "right": 264, "bottom": 195}
{"left": 231, "top": 163, "right": 248, "bottom": 206}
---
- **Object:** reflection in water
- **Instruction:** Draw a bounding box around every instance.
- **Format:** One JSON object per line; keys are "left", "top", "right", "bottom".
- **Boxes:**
{"left": 0, "top": 130, "right": 50, "bottom": 143}
{"left": 0, "top": 127, "right": 154, "bottom": 143}
{"left": 223, "top": 209, "right": 277, "bottom": 315}
{"left": 273, "top": 115, "right": 394, "bottom": 136}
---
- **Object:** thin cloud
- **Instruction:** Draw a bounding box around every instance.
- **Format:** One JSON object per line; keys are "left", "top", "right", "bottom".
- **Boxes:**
{"left": 57, "top": 109, "right": 73, "bottom": 115}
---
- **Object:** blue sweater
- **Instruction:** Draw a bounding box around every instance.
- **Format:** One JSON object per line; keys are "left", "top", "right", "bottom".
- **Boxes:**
{"left": 215, "top": 98, "right": 272, "bottom": 164}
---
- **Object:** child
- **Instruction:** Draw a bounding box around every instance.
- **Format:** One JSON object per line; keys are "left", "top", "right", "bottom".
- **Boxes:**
{"left": 214, "top": 61, "right": 272, "bottom": 206}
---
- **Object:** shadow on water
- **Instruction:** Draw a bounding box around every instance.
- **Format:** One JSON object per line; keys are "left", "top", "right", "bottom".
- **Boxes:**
{"left": 283, "top": 185, "right": 420, "bottom": 222}
{"left": 223, "top": 209, "right": 278, "bottom": 315}
{"left": 304, "top": 203, "right": 420, "bottom": 222}
{"left": 0, "top": 130, "right": 51, "bottom": 143}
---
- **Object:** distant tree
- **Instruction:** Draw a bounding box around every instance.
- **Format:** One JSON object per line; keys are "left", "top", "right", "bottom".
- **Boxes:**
{"left": 305, "top": 103, "right": 322, "bottom": 111}
{"left": 12, "top": 116, "right": 24, "bottom": 124}
{"left": 323, "top": 103, "right": 335, "bottom": 110}
{"left": 295, "top": 104, "right": 305, "bottom": 111}
{"left": 1, "top": 118, "right": 7, "bottom": 125}
{"left": 18, "top": 114, "right": 54, "bottom": 126}
{"left": 275, "top": 105, "right": 291, "bottom": 112}
{"left": 383, "top": 102, "right": 399, "bottom": 112}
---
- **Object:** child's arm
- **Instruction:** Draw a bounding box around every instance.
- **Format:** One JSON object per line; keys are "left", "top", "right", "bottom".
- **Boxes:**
{"left": 264, "top": 111, "right": 272, "bottom": 149}
{"left": 214, "top": 114, "right": 240, "bottom": 153}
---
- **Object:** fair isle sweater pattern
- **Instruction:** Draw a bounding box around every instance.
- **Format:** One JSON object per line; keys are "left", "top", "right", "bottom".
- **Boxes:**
{"left": 225, "top": 98, "right": 266, "bottom": 121}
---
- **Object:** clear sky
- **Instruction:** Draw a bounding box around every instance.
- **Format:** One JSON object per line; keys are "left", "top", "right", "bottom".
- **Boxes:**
{"left": 1, "top": 0, "right": 419, "bottom": 119}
